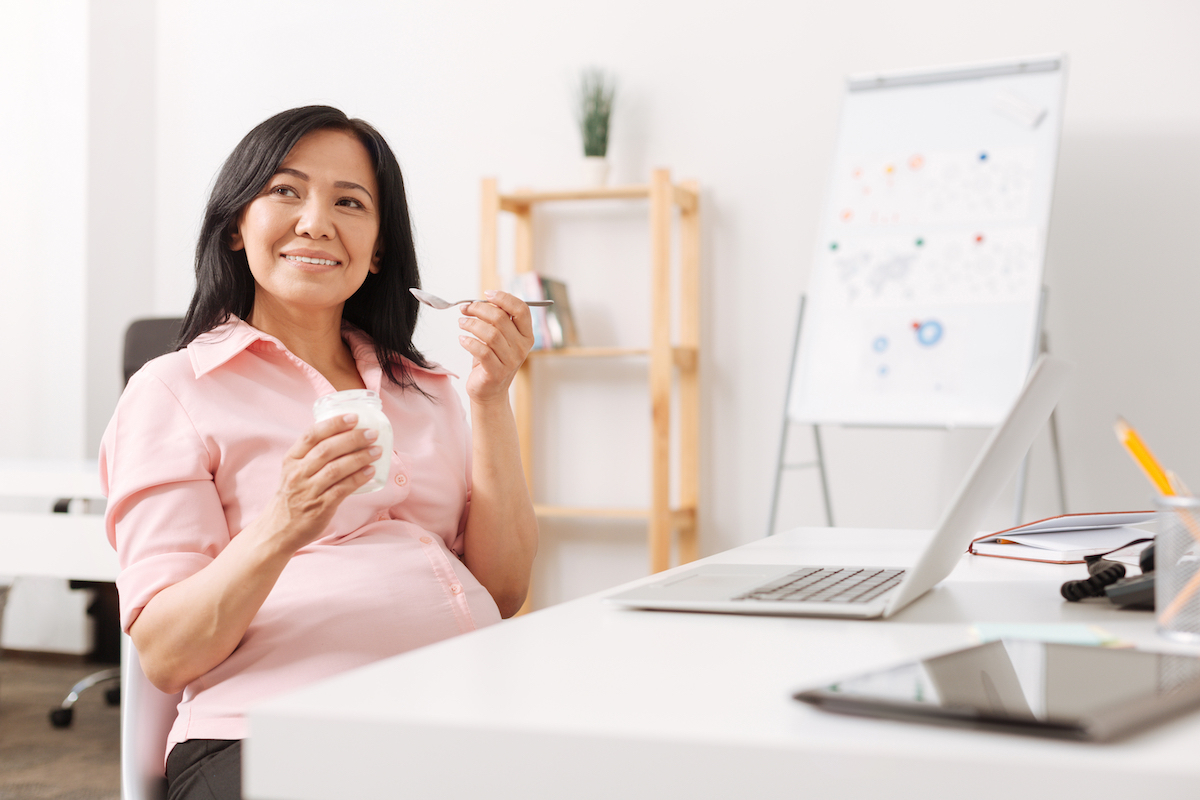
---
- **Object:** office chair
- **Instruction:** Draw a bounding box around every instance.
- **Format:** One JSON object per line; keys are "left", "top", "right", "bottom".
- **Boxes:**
{"left": 50, "top": 318, "right": 184, "bottom": 729}
{"left": 0, "top": 583, "right": 8, "bottom": 690}
{"left": 121, "top": 633, "right": 181, "bottom": 800}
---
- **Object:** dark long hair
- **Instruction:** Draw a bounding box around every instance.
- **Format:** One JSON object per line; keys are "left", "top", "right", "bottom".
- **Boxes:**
{"left": 177, "top": 105, "right": 430, "bottom": 387}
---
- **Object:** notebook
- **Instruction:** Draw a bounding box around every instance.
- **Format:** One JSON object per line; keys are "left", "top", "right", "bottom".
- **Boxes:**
{"left": 607, "top": 354, "right": 1071, "bottom": 619}
{"left": 967, "top": 511, "right": 1155, "bottom": 564}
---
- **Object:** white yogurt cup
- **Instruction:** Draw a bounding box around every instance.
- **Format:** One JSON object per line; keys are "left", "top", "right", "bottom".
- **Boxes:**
{"left": 312, "top": 389, "right": 393, "bottom": 494}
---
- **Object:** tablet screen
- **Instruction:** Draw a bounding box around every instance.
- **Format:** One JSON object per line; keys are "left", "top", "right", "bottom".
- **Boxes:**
{"left": 794, "top": 639, "right": 1200, "bottom": 741}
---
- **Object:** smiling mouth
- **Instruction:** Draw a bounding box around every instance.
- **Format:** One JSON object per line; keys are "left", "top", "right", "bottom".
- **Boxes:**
{"left": 284, "top": 254, "right": 341, "bottom": 266}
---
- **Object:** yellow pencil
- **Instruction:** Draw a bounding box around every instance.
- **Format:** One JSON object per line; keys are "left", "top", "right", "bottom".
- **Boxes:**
{"left": 1114, "top": 417, "right": 1174, "bottom": 496}
{"left": 1112, "top": 424, "right": 1200, "bottom": 627}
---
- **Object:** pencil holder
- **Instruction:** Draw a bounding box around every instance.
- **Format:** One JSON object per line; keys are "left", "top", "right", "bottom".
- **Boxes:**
{"left": 1155, "top": 496, "right": 1200, "bottom": 643}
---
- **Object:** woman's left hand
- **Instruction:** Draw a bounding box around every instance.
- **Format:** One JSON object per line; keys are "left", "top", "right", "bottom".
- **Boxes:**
{"left": 457, "top": 290, "right": 539, "bottom": 616}
{"left": 458, "top": 290, "right": 535, "bottom": 405}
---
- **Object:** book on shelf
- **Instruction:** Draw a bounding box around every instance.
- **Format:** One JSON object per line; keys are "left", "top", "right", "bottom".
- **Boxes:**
{"left": 508, "top": 272, "right": 580, "bottom": 350}
{"left": 967, "top": 511, "right": 1156, "bottom": 564}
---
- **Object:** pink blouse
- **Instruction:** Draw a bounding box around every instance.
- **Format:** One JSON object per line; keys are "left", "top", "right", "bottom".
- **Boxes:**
{"left": 99, "top": 318, "right": 500, "bottom": 759}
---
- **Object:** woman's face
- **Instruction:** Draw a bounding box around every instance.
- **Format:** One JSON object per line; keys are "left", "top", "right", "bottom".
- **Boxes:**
{"left": 232, "top": 128, "right": 381, "bottom": 320}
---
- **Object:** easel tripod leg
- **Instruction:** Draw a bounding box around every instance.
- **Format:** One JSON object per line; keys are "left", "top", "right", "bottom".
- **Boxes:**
{"left": 1013, "top": 453, "right": 1029, "bottom": 525}
{"left": 814, "top": 425, "right": 834, "bottom": 527}
{"left": 1049, "top": 407, "right": 1068, "bottom": 513}
{"left": 1011, "top": 406, "right": 1068, "bottom": 525}
{"left": 767, "top": 420, "right": 789, "bottom": 536}
{"left": 769, "top": 296, "right": 806, "bottom": 537}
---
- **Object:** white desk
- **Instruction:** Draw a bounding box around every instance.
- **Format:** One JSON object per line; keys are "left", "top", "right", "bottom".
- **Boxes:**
{"left": 245, "top": 528, "right": 1200, "bottom": 800}
{"left": 0, "top": 459, "right": 116, "bottom": 582}
{"left": 0, "top": 512, "right": 117, "bottom": 583}
{"left": 0, "top": 459, "right": 103, "bottom": 502}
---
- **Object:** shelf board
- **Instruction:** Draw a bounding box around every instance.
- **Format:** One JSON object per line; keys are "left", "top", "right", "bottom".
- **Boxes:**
{"left": 498, "top": 183, "right": 698, "bottom": 212}
{"left": 527, "top": 347, "right": 648, "bottom": 359}
{"left": 534, "top": 504, "right": 648, "bottom": 519}
{"left": 525, "top": 346, "right": 697, "bottom": 369}
{"left": 500, "top": 186, "right": 650, "bottom": 209}
{"left": 532, "top": 505, "right": 697, "bottom": 531}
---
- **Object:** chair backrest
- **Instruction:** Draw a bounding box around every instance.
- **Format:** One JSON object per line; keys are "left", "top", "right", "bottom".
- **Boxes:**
{"left": 119, "top": 318, "right": 185, "bottom": 799}
{"left": 123, "top": 318, "right": 184, "bottom": 385}
{"left": 120, "top": 634, "right": 182, "bottom": 800}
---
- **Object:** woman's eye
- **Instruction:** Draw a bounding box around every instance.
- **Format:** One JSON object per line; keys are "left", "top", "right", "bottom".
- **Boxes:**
{"left": 270, "top": 185, "right": 298, "bottom": 198}
{"left": 337, "top": 197, "right": 365, "bottom": 209}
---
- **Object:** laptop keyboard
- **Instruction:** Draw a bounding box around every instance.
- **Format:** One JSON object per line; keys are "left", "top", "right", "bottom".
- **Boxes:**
{"left": 733, "top": 567, "right": 905, "bottom": 605}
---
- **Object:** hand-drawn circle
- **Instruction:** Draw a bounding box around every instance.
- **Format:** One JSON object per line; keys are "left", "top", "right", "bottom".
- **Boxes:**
{"left": 915, "top": 320, "right": 944, "bottom": 347}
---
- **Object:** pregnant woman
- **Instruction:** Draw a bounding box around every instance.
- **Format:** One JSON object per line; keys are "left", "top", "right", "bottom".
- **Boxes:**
{"left": 100, "top": 105, "right": 537, "bottom": 800}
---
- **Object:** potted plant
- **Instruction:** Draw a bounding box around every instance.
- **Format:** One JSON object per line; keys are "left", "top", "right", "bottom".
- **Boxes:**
{"left": 575, "top": 68, "right": 616, "bottom": 186}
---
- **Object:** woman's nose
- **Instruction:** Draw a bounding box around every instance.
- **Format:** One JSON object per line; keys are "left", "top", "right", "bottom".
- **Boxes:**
{"left": 295, "top": 200, "right": 335, "bottom": 239}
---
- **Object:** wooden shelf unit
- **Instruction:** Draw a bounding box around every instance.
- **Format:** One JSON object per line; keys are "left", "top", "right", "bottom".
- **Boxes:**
{"left": 480, "top": 169, "right": 700, "bottom": 573}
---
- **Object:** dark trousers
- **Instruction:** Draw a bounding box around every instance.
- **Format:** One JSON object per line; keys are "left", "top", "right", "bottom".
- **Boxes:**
{"left": 166, "top": 739, "right": 242, "bottom": 800}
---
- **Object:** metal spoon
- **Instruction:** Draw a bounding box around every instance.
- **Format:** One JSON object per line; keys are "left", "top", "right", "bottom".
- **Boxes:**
{"left": 410, "top": 288, "right": 553, "bottom": 309}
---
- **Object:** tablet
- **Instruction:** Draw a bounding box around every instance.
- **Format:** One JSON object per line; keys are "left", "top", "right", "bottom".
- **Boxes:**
{"left": 794, "top": 639, "right": 1200, "bottom": 741}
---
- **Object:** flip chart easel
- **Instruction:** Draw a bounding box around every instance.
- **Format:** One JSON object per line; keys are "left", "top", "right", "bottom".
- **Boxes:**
{"left": 770, "top": 55, "right": 1068, "bottom": 533}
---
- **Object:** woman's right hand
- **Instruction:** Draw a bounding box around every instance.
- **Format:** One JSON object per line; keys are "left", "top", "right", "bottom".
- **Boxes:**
{"left": 261, "top": 413, "right": 381, "bottom": 553}
{"left": 131, "top": 414, "right": 380, "bottom": 694}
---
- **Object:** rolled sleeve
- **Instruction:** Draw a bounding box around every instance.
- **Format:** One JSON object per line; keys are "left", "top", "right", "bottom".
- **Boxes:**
{"left": 100, "top": 371, "right": 230, "bottom": 631}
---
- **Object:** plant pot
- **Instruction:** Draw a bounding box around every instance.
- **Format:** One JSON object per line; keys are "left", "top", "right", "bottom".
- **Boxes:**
{"left": 581, "top": 156, "right": 610, "bottom": 187}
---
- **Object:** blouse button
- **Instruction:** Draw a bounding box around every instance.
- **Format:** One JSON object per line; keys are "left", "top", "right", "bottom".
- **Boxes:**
{"left": 395, "top": 474, "right": 407, "bottom": 487}
{"left": 375, "top": 512, "right": 388, "bottom": 522}
{"left": 450, "top": 584, "right": 463, "bottom": 595}
{"left": 419, "top": 536, "right": 433, "bottom": 544}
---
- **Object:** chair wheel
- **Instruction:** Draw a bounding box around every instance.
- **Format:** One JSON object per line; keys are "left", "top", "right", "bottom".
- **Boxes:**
{"left": 49, "top": 708, "right": 73, "bottom": 728}
{"left": 105, "top": 687, "right": 121, "bottom": 706}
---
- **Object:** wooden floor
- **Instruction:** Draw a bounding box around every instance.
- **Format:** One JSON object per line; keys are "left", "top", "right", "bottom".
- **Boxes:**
{"left": 0, "top": 651, "right": 120, "bottom": 800}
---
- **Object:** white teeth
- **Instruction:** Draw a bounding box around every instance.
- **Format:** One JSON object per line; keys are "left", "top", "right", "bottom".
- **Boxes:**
{"left": 285, "top": 255, "right": 339, "bottom": 266}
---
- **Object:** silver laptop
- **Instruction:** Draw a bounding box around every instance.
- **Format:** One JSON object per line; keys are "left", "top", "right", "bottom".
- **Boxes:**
{"left": 608, "top": 355, "right": 1071, "bottom": 619}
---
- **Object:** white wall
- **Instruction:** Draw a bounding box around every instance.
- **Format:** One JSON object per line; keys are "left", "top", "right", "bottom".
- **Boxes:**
{"left": 0, "top": 2, "right": 88, "bottom": 460}
{"left": 1, "top": 0, "right": 156, "bottom": 652}
{"left": 87, "top": 0, "right": 157, "bottom": 452}
{"left": 4, "top": 0, "right": 1200, "bottom": 630}
{"left": 150, "top": 0, "right": 1200, "bottom": 606}
{"left": 0, "top": 1, "right": 92, "bottom": 652}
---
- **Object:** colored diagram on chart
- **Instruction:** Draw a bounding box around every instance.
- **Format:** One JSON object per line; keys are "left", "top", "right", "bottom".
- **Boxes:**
{"left": 831, "top": 148, "right": 1034, "bottom": 227}
{"left": 867, "top": 320, "right": 945, "bottom": 380}
{"left": 858, "top": 314, "right": 962, "bottom": 397}
{"left": 819, "top": 226, "right": 1040, "bottom": 308}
